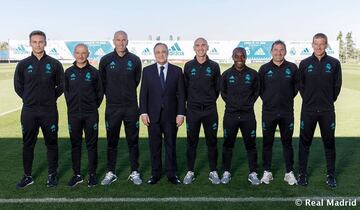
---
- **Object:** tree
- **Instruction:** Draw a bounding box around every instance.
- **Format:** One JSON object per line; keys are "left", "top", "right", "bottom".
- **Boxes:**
{"left": 345, "top": 32, "right": 356, "bottom": 62}
{"left": 337, "top": 31, "right": 346, "bottom": 63}
{"left": 0, "top": 42, "right": 8, "bottom": 50}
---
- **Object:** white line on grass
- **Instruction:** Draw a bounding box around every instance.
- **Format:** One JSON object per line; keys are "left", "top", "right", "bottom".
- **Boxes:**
{"left": 0, "top": 197, "right": 359, "bottom": 203}
{"left": 0, "top": 107, "right": 21, "bottom": 117}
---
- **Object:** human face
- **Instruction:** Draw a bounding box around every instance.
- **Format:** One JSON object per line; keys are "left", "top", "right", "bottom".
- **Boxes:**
{"left": 312, "top": 38, "right": 327, "bottom": 58}
{"left": 74, "top": 45, "right": 89, "bottom": 66}
{"left": 233, "top": 50, "right": 246, "bottom": 70}
{"left": 271, "top": 44, "right": 286, "bottom": 63}
{"left": 193, "top": 38, "right": 208, "bottom": 58}
{"left": 113, "top": 32, "right": 128, "bottom": 53}
{"left": 154, "top": 45, "right": 168, "bottom": 65}
{"left": 30, "top": 35, "right": 46, "bottom": 55}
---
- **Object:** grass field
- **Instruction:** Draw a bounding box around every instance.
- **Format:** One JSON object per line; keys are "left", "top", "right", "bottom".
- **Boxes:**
{"left": 0, "top": 63, "right": 359, "bottom": 209}
{"left": 0, "top": 138, "right": 359, "bottom": 210}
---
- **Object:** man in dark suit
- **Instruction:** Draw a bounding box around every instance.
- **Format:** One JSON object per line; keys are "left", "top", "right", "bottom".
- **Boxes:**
{"left": 140, "top": 43, "right": 186, "bottom": 185}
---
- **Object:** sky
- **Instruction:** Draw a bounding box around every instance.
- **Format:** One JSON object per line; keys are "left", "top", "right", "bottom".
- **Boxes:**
{"left": 1, "top": 0, "right": 360, "bottom": 45}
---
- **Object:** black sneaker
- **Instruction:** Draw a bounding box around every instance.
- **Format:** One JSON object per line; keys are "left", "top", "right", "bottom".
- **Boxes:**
{"left": 326, "top": 175, "right": 337, "bottom": 188}
{"left": 68, "top": 175, "right": 84, "bottom": 187}
{"left": 88, "top": 174, "right": 97, "bottom": 187}
{"left": 47, "top": 173, "right": 58, "bottom": 187}
{"left": 297, "top": 174, "right": 308, "bottom": 186}
{"left": 16, "top": 175, "right": 34, "bottom": 189}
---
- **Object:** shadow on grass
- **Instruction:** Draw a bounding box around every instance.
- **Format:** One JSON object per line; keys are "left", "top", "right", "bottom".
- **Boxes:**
{"left": 0, "top": 137, "right": 358, "bottom": 197}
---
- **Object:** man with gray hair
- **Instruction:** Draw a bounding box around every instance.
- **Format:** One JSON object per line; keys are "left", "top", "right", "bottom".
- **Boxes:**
{"left": 64, "top": 43, "right": 103, "bottom": 187}
{"left": 297, "top": 33, "right": 342, "bottom": 188}
{"left": 99, "top": 31, "right": 142, "bottom": 185}
{"left": 220, "top": 47, "right": 260, "bottom": 185}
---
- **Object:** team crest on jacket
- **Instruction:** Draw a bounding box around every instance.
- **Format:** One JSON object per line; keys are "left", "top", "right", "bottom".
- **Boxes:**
{"left": 127, "top": 60, "right": 133, "bottom": 71}
{"left": 285, "top": 68, "right": 292, "bottom": 78}
{"left": 245, "top": 74, "right": 251, "bottom": 84}
{"left": 205, "top": 67, "right": 212, "bottom": 76}
{"left": 45, "top": 63, "right": 52, "bottom": 73}
{"left": 325, "top": 63, "right": 332, "bottom": 73}
{"left": 85, "top": 72, "right": 91, "bottom": 81}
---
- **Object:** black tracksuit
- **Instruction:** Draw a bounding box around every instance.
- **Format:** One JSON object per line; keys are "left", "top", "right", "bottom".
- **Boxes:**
{"left": 259, "top": 60, "right": 299, "bottom": 173}
{"left": 184, "top": 56, "right": 221, "bottom": 172}
{"left": 64, "top": 61, "right": 103, "bottom": 176}
{"left": 220, "top": 65, "right": 259, "bottom": 173}
{"left": 14, "top": 52, "right": 64, "bottom": 176}
{"left": 99, "top": 49, "right": 142, "bottom": 172}
{"left": 298, "top": 53, "right": 342, "bottom": 176}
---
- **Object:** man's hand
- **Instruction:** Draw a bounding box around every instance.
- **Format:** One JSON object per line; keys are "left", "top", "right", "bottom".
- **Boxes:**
{"left": 141, "top": 114, "right": 150, "bottom": 126}
{"left": 176, "top": 115, "right": 184, "bottom": 127}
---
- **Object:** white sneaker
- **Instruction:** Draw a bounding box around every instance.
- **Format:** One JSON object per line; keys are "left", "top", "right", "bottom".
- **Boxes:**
{"left": 209, "top": 171, "right": 221, "bottom": 184}
{"left": 260, "top": 171, "right": 273, "bottom": 184}
{"left": 101, "top": 171, "right": 117, "bottom": 185}
{"left": 221, "top": 171, "right": 231, "bottom": 184}
{"left": 183, "top": 171, "right": 195, "bottom": 185}
{"left": 248, "top": 172, "right": 261, "bottom": 186}
{"left": 128, "top": 171, "right": 142, "bottom": 185}
{"left": 284, "top": 171, "right": 297, "bottom": 185}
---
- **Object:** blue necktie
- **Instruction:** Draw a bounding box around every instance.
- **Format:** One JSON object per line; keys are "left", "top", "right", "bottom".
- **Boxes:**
{"left": 160, "top": 66, "right": 165, "bottom": 89}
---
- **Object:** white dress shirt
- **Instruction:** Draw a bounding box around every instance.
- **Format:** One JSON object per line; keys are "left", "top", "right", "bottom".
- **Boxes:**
{"left": 157, "top": 62, "right": 168, "bottom": 81}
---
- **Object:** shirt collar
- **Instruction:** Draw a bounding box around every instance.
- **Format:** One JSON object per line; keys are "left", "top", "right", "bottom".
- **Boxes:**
{"left": 73, "top": 60, "right": 90, "bottom": 70}
{"left": 311, "top": 52, "right": 328, "bottom": 62}
{"left": 231, "top": 64, "right": 248, "bottom": 73}
{"left": 157, "top": 62, "right": 168, "bottom": 70}
{"left": 194, "top": 55, "right": 209, "bottom": 66}
{"left": 31, "top": 51, "right": 47, "bottom": 60}
{"left": 270, "top": 59, "right": 288, "bottom": 68}
{"left": 113, "top": 48, "right": 129, "bottom": 58}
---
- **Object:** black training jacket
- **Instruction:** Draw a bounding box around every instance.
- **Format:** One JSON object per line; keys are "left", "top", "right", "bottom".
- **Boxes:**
{"left": 259, "top": 59, "right": 299, "bottom": 114}
{"left": 99, "top": 49, "right": 141, "bottom": 107}
{"left": 14, "top": 52, "right": 64, "bottom": 109}
{"left": 299, "top": 53, "right": 342, "bottom": 112}
{"left": 64, "top": 61, "right": 103, "bottom": 114}
{"left": 221, "top": 65, "right": 260, "bottom": 114}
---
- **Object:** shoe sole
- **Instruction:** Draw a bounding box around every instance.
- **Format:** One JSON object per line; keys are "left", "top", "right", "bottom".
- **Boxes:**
{"left": 101, "top": 177, "right": 117, "bottom": 186}
{"left": 128, "top": 176, "right": 143, "bottom": 185}
{"left": 284, "top": 179, "right": 297, "bottom": 185}
{"left": 326, "top": 182, "right": 336, "bottom": 188}
{"left": 16, "top": 180, "right": 34, "bottom": 189}
{"left": 129, "top": 179, "right": 142, "bottom": 185}
{"left": 183, "top": 178, "right": 195, "bottom": 185}
{"left": 208, "top": 178, "right": 220, "bottom": 184}
{"left": 69, "top": 180, "right": 84, "bottom": 187}
{"left": 261, "top": 178, "right": 273, "bottom": 184}
{"left": 221, "top": 179, "right": 231, "bottom": 184}
{"left": 248, "top": 179, "right": 260, "bottom": 185}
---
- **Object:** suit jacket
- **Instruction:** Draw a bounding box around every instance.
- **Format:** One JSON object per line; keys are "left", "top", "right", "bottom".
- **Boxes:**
{"left": 140, "top": 63, "right": 186, "bottom": 123}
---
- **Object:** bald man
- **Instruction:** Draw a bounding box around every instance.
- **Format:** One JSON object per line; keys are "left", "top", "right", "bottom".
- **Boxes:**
{"left": 64, "top": 44, "right": 103, "bottom": 187}
{"left": 99, "top": 31, "right": 142, "bottom": 185}
{"left": 183, "top": 38, "right": 221, "bottom": 185}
